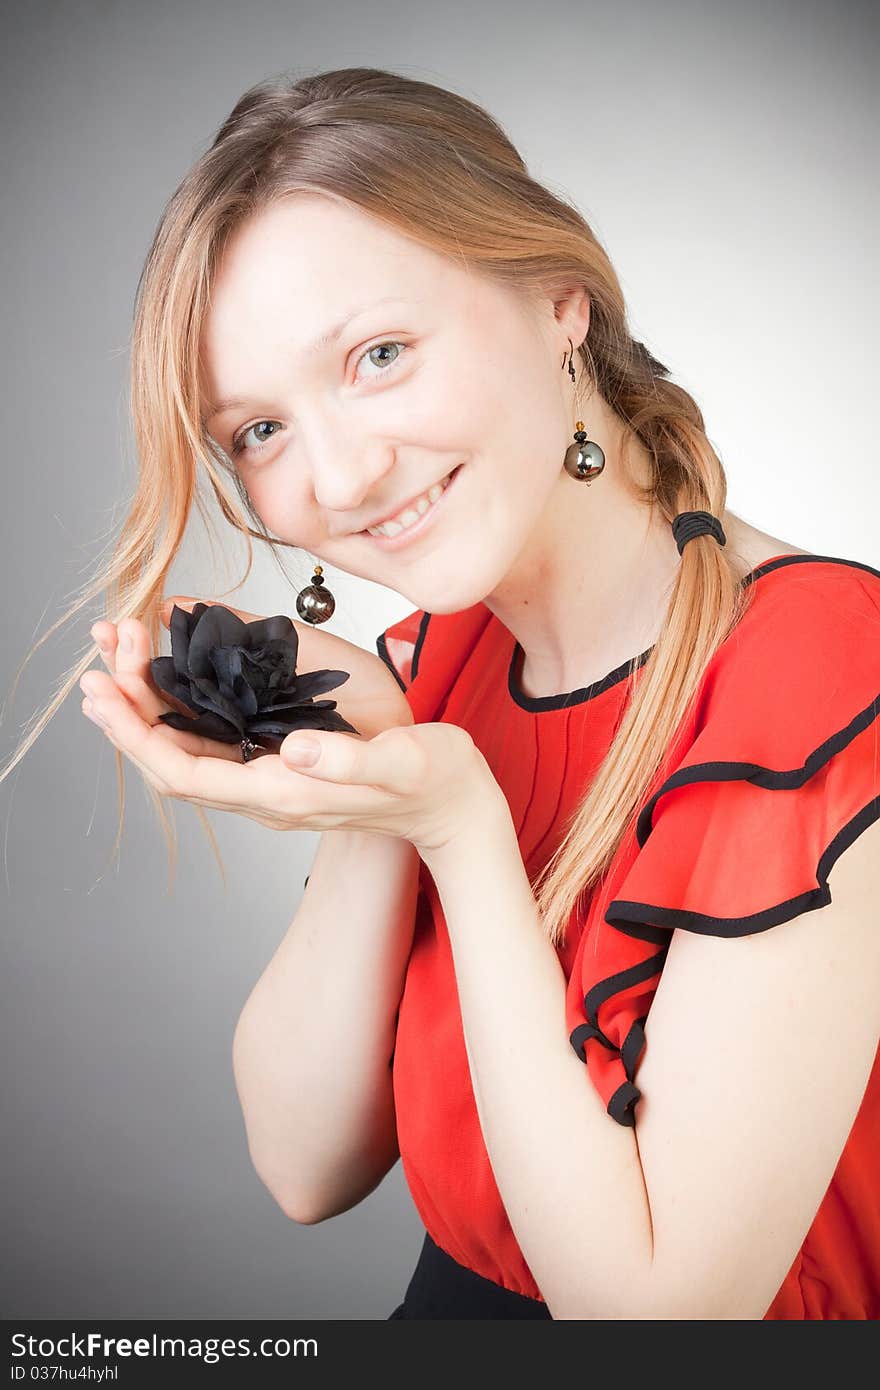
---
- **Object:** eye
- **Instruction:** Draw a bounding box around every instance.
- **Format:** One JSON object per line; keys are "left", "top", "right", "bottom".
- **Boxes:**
{"left": 229, "top": 340, "right": 409, "bottom": 459}
{"left": 354, "top": 339, "right": 408, "bottom": 381}
{"left": 231, "top": 420, "right": 284, "bottom": 457}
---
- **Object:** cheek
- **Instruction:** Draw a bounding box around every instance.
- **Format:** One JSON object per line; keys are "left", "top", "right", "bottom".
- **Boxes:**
{"left": 437, "top": 337, "right": 564, "bottom": 472}
{"left": 367, "top": 355, "right": 494, "bottom": 456}
{"left": 244, "top": 471, "right": 317, "bottom": 544}
{"left": 429, "top": 354, "right": 500, "bottom": 442}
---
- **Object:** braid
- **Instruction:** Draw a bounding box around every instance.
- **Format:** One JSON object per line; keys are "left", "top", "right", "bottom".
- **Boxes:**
{"left": 630, "top": 338, "right": 671, "bottom": 380}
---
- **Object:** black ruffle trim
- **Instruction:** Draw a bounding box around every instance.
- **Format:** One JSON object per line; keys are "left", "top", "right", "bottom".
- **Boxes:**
{"left": 376, "top": 611, "right": 432, "bottom": 693}
{"left": 569, "top": 949, "right": 667, "bottom": 1127}
{"left": 571, "top": 694, "right": 880, "bottom": 1126}
{"left": 570, "top": 1012, "right": 652, "bottom": 1128}
{"left": 614, "top": 790, "right": 880, "bottom": 941}
{"left": 633, "top": 692, "right": 880, "bottom": 849}
{"left": 569, "top": 778, "right": 878, "bottom": 1123}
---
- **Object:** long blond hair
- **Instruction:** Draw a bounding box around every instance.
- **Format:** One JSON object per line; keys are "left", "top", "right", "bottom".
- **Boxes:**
{"left": 0, "top": 66, "right": 754, "bottom": 940}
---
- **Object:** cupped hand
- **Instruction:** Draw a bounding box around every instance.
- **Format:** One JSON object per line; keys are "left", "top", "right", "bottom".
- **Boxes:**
{"left": 87, "top": 596, "right": 413, "bottom": 766}
{"left": 88, "top": 608, "right": 246, "bottom": 761}
{"left": 78, "top": 657, "right": 503, "bottom": 853}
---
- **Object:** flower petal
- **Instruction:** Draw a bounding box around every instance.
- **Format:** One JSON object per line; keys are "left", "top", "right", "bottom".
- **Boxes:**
{"left": 246, "top": 635, "right": 299, "bottom": 672}
{"left": 212, "top": 646, "right": 260, "bottom": 718}
{"left": 246, "top": 614, "right": 300, "bottom": 652}
{"left": 285, "top": 667, "right": 351, "bottom": 701}
{"left": 150, "top": 655, "right": 202, "bottom": 712}
{"left": 188, "top": 672, "right": 248, "bottom": 733}
{"left": 169, "top": 605, "right": 199, "bottom": 681}
{"left": 248, "top": 707, "right": 359, "bottom": 736}
{"left": 187, "top": 605, "right": 249, "bottom": 678}
{"left": 157, "top": 709, "right": 241, "bottom": 741}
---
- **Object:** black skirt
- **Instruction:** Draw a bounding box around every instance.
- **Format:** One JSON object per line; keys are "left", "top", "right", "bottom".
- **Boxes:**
{"left": 387, "top": 1230, "right": 553, "bottom": 1319}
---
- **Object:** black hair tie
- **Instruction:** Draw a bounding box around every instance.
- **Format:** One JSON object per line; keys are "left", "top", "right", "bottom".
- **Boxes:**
{"left": 671, "top": 510, "right": 727, "bottom": 556}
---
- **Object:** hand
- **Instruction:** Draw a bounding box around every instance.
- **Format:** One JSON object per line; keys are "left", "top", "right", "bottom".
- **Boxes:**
{"left": 87, "top": 596, "right": 413, "bottom": 766}
{"left": 78, "top": 662, "right": 504, "bottom": 852}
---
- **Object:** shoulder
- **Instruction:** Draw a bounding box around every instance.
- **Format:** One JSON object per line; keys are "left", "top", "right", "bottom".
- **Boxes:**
{"left": 656, "top": 553, "right": 880, "bottom": 828}
{"left": 720, "top": 550, "right": 880, "bottom": 669}
{"left": 618, "top": 553, "right": 880, "bottom": 922}
{"left": 728, "top": 550, "right": 880, "bottom": 648}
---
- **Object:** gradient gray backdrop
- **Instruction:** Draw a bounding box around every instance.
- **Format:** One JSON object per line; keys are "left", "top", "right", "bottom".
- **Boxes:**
{"left": 2, "top": 0, "right": 878, "bottom": 1319}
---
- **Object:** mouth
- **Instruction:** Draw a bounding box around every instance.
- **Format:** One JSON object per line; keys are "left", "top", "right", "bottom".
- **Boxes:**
{"left": 358, "top": 464, "right": 465, "bottom": 550}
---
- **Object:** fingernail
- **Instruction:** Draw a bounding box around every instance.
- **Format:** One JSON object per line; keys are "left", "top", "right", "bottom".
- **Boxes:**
{"left": 120, "top": 631, "right": 133, "bottom": 651}
{"left": 284, "top": 738, "right": 319, "bottom": 766}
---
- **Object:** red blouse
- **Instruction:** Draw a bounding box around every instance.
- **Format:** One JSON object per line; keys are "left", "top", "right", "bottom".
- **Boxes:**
{"left": 376, "top": 552, "right": 880, "bottom": 1320}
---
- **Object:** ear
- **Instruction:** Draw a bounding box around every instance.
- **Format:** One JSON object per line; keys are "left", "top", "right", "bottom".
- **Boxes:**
{"left": 553, "top": 284, "right": 591, "bottom": 353}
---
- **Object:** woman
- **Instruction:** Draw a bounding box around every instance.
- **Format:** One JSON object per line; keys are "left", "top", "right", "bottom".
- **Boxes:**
{"left": 4, "top": 66, "right": 879, "bottom": 1320}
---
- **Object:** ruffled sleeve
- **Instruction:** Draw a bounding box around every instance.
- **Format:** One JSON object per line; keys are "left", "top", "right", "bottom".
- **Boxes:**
{"left": 566, "top": 557, "right": 880, "bottom": 1127}
{"left": 375, "top": 601, "right": 493, "bottom": 725}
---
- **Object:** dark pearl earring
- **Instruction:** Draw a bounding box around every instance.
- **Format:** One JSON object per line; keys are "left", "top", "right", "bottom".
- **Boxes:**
{"left": 563, "top": 421, "right": 606, "bottom": 483}
{"left": 562, "top": 339, "right": 605, "bottom": 483}
{"left": 295, "top": 564, "right": 336, "bottom": 625}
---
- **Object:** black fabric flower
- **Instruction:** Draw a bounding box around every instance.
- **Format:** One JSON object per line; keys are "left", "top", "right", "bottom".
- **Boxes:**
{"left": 150, "top": 602, "right": 358, "bottom": 761}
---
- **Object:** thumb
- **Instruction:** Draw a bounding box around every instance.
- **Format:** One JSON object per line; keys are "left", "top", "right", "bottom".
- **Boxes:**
{"left": 280, "top": 728, "right": 378, "bottom": 779}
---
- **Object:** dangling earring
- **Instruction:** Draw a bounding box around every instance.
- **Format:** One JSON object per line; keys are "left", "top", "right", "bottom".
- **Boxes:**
{"left": 566, "top": 339, "right": 577, "bottom": 384}
{"left": 295, "top": 563, "right": 336, "bottom": 625}
{"left": 561, "top": 338, "right": 605, "bottom": 483}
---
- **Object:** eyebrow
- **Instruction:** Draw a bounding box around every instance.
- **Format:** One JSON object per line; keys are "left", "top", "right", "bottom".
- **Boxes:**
{"left": 204, "top": 295, "right": 413, "bottom": 424}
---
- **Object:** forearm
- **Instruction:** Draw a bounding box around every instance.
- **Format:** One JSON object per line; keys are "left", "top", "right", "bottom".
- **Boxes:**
{"left": 233, "top": 826, "right": 420, "bottom": 1219}
{"left": 421, "top": 800, "right": 656, "bottom": 1320}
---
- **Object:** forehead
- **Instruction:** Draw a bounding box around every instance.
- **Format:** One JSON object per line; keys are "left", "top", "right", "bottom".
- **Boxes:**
{"left": 202, "top": 195, "right": 463, "bottom": 366}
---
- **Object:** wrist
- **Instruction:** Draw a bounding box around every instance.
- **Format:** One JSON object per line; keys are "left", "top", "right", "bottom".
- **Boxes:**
{"left": 419, "top": 782, "right": 514, "bottom": 878}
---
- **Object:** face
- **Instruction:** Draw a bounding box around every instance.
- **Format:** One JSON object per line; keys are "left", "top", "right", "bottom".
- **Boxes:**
{"left": 200, "top": 193, "right": 579, "bottom": 614}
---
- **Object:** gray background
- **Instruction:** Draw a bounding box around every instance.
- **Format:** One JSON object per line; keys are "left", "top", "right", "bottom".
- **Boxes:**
{"left": 2, "top": 0, "right": 877, "bottom": 1319}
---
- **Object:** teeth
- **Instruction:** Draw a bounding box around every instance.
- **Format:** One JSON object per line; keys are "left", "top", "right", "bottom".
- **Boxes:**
{"left": 366, "top": 473, "right": 453, "bottom": 537}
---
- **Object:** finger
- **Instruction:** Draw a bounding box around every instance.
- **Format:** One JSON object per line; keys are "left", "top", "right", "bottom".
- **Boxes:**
{"left": 112, "top": 667, "right": 174, "bottom": 723}
{"left": 279, "top": 726, "right": 420, "bottom": 792}
{"left": 79, "top": 672, "right": 249, "bottom": 802}
{"left": 112, "top": 615, "right": 186, "bottom": 717}
{"left": 110, "top": 671, "right": 242, "bottom": 759}
{"left": 101, "top": 616, "right": 198, "bottom": 726}
{"left": 80, "top": 668, "right": 245, "bottom": 765}
{"left": 90, "top": 621, "right": 119, "bottom": 674}
{"left": 81, "top": 673, "right": 395, "bottom": 829}
{"left": 115, "top": 616, "right": 152, "bottom": 679}
{"left": 82, "top": 690, "right": 390, "bottom": 832}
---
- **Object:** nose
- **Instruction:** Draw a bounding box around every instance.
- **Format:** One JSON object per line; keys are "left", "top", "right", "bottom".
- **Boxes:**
{"left": 307, "top": 426, "right": 398, "bottom": 525}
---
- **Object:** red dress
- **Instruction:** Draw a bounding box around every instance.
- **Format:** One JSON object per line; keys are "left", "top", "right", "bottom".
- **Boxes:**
{"left": 376, "top": 552, "right": 880, "bottom": 1320}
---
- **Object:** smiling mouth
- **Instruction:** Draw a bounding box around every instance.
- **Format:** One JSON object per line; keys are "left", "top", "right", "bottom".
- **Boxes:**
{"left": 357, "top": 464, "right": 464, "bottom": 540}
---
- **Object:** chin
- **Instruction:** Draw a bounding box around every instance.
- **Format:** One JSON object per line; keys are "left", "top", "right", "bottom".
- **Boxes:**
{"left": 407, "top": 566, "right": 502, "bottom": 617}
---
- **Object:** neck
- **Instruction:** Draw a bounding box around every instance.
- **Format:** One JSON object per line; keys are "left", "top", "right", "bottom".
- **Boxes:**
{"left": 480, "top": 395, "right": 686, "bottom": 700}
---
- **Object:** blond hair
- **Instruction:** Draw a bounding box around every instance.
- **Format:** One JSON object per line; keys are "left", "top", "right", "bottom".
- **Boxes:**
{"left": 0, "top": 66, "right": 753, "bottom": 940}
